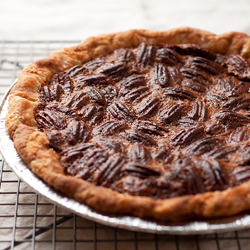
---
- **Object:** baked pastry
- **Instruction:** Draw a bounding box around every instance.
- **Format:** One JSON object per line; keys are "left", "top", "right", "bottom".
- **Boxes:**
{"left": 6, "top": 27, "right": 250, "bottom": 222}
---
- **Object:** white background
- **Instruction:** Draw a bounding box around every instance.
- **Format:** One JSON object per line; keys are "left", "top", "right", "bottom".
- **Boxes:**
{"left": 1, "top": 0, "right": 250, "bottom": 40}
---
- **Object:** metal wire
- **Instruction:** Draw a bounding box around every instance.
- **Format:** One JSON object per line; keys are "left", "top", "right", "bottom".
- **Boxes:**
{"left": 0, "top": 40, "right": 250, "bottom": 250}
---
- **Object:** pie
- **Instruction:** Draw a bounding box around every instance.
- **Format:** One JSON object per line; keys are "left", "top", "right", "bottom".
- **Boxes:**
{"left": 6, "top": 27, "right": 250, "bottom": 222}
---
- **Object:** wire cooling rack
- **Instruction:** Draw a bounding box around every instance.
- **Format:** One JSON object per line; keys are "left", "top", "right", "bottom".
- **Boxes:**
{"left": 1, "top": 41, "right": 250, "bottom": 250}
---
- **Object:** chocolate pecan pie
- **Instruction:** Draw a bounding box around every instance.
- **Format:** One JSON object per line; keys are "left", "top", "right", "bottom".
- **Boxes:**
{"left": 6, "top": 27, "right": 250, "bottom": 222}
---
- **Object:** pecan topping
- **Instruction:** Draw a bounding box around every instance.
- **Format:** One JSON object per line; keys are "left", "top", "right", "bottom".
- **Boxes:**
{"left": 181, "top": 79, "right": 206, "bottom": 93}
{"left": 124, "top": 86, "right": 150, "bottom": 102}
{"left": 153, "top": 147, "right": 171, "bottom": 163}
{"left": 136, "top": 43, "right": 156, "bottom": 66}
{"left": 137, "top": 97, "right": 160, "bottom": 118}
{"left": 188, "top": 136, "right": 221, "bottom": 156}
{"left": 67, "top": 148, "right": 108, "bottom": 180}
{"left": 180, "top": 67, "right": 211, "bottom": 84}
{"left": 129, "top": 143, "right": 152, "bottom": 163}
{"left": 101, "top": 86, "right": 118, "bottom": 102}
{"left": 40, "top": 84, "right": 64, "bottom": 102}
{"left": 178, "top": 117, "right": 199, "bottom": 127}
{"left": 50, "top": 72, "right": 72, "bottom": 93}
{"left": 93, "top": 121, "right": 126, "bottom": 136}
{"left": 206, "top": 145, "right": 239, "bottom": 159}
{"left": 224, "top": 54, "right": 250, "bottom": 80}
{"left": 36, "top": 110, "right": 66, "bottom": 130}
{"left": 46, "top": 103, "right": 77, "bottom": 119}
{"left": 172, "top": 44, "right": 216, "bottom": 61}
{"left": 123, "top": 130, "right": 156, "bottom": 146}
{"left": 114, "top": 48, "right": 134, "bottom": 62}
{"left": 118, "top": 75, "right": 146, "bottom": 89}
{"left": 122, "top": 162, "right": 160, "bottom": 179}
{"left": 164, "top": 87, "right": 197, "bottom": 100}
{"left": 92, "top": 154, "right": 125, "bottom": 186}
{"left": 171, "top": 157, "right": 230, "bottom": 194}
{"left": 96, "top": 137, "right": 124, "bottom": 153}
{"left": 150, "top": 64, "right": 170, "bottom": 88}
{"left": 135, "top": 120, "right": 168, "bottom": 136}
{"left": 189, "top": 57, "right": 223, "bottom": 75}
{"left": 233, "top": 166, "right": 250, "bottom": 184}
{"left": 87, "top": 87, "right": 106, "bottom": 106}
{"left": 223, "top": 95, "right": 250, "bottom": 111}
{"left": 214, "top": 111, "right": 250, "bottom": 125}
{"left": 67, "top": 65, "right": 86, "bottom": 77}
{"left": 168, "top": 67, "right": 180, "bottom": 85}
{"left": 66, "top": 121, "right": 90, "bottom": 145}
{"left": 48, "top": 132, "right": 65, "bottom": 152}
{"left": 64, "top": 91, "right": 89, "bottom": 110}
{"left": 171, "top": 127, "right": 205, "bottom": 146}
{"left": 108, "top": 101, "right": 134, "bottom": 120}
{"left": 229, "top": 127, "right": 250, "bottom": 142}
{"left": 188, "top": 101, "right": 207, "bottom": 121}
{"left": 79, "top": 105, "right": 104, "bottom": 124}
{"left": 61, "top": 143, "right": 95, "bottom": 163}
{"left": 99, "top": 63, "right": 128, "bottom": 79}
{"left": 159, "top": 103, "right": 186, "bottom": 124}
{"left": 36, "top": 41, "right": 250, "bottom": 200}
{"left": 84, "top": 59, "right": 105, "bottom": 69}
{"left": 237, "top": 145, "right": 250, "bottom": 165}
{"left": 156, "top": 47, "right": 183, "bottom": 66}
{"left": 77, "top": 75, "right": 108, "bottom": 85}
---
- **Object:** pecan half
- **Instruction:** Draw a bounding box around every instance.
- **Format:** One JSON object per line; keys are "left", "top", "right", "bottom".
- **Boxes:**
{"left": 108, "top": 101, "right": 134, "bottom": 120}
{"left": 64, "top": 91, "right": 89, "bottom": 110}
{"left": 87, "top": 87, "right": 106, "bottom": 106}
{"left": 171, "top": 127, "right": 205, "bottom": 146}
{"left": 164, "top": 87, "right": 197, "bottom": 100}
{"left": 189, "top": 57, "right": 223, "bottom": 75}
{"left": 137, "top": 97, "right": 160, "bottom": 118}
{"left": 159, "top": 103, "right": 186, "bottom": 124}
{"left": 99, "top": 63, "right": 128, "bottom": 79}
{"left": 93, "top": 121, "right": 126, "bottom": 136}
{"left": 150, "top": 64, "right": 170, "bottom": 88}
{"left": 118, "top": 74, "right": 146, "bottom": 89}
{"left": 156, "top": 47, "right": 183, "bottom": 66}
{"left": 129, "top": 143, "right": 152, "bottom": 163}
{"left": 214, "top": 111, "right": 250, "bottom": 125}
{"left": 136, "top": 43, "right": 156, "bottom": 66}
{"left": 50, "top": 72, "right": 72, "bottom": 93}
{"left": 122, "top": 162, "right": 160, "bottom": 179}
{"left": 123, "top": 129, "right": 156, "bottom": 146}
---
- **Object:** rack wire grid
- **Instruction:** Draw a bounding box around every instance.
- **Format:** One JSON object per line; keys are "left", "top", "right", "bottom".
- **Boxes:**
{"left": 1, "top": 40, "right": 250, "bottom": 250}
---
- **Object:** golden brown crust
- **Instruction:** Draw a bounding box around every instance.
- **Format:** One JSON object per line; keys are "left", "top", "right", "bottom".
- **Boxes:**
{"left": 6, "top": 27, "right": 250, "bottom": 222}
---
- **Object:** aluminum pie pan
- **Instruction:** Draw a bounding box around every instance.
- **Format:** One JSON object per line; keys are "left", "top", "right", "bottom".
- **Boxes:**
{"left": 2, "top": 81, "right": 250, "bottom": 235}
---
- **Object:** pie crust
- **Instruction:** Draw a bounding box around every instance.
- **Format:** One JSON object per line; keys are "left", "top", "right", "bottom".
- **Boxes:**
{"left": 6, "top": 27, "right": 250, "bottom": 222}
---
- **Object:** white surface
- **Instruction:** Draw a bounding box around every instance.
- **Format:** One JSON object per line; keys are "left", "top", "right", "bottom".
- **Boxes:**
{"left": 1, "top": 0, "right": 250, "bottom": 40}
